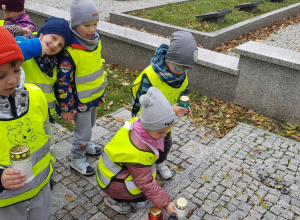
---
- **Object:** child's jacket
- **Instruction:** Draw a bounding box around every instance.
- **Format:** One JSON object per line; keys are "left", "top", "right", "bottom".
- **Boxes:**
{"left": 0, "top": 11, "right": 36, "bottom": 33}
{"left": 0, "top": 70, "right": 53, "bottom": 207}
{"left": 55, "top": 35, "right": 107, "bottom": 114}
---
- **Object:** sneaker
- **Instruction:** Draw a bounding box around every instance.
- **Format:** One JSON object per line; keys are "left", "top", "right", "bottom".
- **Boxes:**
{"left": 103, "top": 196, "right": 132, "bottom": 214}
{"left": 156, "top": 161, "right": 174, "bottom": 180}
{"left": 86, "top": 142, "right": 102, "bottom": 156}
{"left": 131, "top": 201, "right": 146, "bottom": 211}
{"left": 70, "top": 158, "right": 95, "bottom": 176}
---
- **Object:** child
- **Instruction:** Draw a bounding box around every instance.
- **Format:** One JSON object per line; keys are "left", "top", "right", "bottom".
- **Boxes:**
{"left": 0, "top": 0, "right": 36, "bottom": 35}
{"left": 16, "top": 17, "right": 72, "bottom": 117}
{"left": 97, "top": 87, "right": 177, "bottom": 215}
{"left": 0, "top": 26, "right": 53, "bottom": 220}
{"left": 55, "top": 0, "right": 107, "bottom": 176}
{"left": 132, "top": 31, "right": 197, "bottom": 180}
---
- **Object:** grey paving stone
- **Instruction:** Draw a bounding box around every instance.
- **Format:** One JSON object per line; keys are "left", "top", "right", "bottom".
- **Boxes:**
{"left": 52, "top": 183, "right": 78, "bottom": 213}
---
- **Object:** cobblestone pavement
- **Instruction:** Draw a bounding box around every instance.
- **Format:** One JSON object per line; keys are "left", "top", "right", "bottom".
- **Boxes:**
{"left": 50, "top": 107, "right": 300, "bottom": 220}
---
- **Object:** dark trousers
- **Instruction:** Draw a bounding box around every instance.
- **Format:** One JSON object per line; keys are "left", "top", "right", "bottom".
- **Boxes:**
{"left": 156, "top": 131, "right": 172, "bottom": 164}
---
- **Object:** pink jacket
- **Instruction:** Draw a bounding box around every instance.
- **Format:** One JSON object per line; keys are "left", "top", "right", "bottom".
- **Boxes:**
{"left": 102, "top": 129, "right": 170, "bottom": 209}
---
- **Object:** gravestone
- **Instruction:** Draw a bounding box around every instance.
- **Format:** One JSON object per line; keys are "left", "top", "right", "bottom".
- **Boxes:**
{"left": 235, "top": 1, "right": 264, "bottom": 13}
{"left": 195, "top": 9, "right": 232, "bottom": 24}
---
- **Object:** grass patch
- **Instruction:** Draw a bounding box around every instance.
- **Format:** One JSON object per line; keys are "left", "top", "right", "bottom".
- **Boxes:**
{"left": 130, "top": 0, "right": 299, "bottom": 32}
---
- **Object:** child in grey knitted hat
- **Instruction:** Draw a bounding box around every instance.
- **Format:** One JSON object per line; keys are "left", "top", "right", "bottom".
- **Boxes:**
{"left": 55, "top": 0, "right": 107, "bottom": 176}
{"left": 131, "top": 31, "right": 198, "bottom": 180}
{"left": 97, "top": 87, "right": 177, "bottom": 215}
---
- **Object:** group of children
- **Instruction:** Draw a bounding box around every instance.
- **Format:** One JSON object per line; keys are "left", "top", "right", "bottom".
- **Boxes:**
{"left": 0, "top": 0, "right": 198, "bottom": 218}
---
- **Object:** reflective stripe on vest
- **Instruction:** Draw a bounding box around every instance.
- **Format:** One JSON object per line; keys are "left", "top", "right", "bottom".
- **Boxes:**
{"left": 65, "top": 42, "right": 107, "bottom": 103}
{"left": 22, "top": 59, "right": 57, "bottom": 115}
{"left": 0, "top": 83, "right": 52, "bottom": 207}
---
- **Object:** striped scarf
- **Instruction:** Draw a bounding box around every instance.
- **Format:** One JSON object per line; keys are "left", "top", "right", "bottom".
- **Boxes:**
{"left": 151, "top": 44, "right": 186, "bottom": 88}
{"left": 4, "top": 11, "right": 36, "bottom": 32}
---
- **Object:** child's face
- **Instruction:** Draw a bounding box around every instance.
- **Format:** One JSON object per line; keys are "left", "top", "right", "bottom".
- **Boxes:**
{"left": 74, "top": 20, "right": 98, "bottom": 40}
{"left": 166, "top": 60, "right": 192, "bottom": 75}
{"left": 147, "top": 125, "right": 173, "bottom": 140}
{"left": 41, "top": 34, "right": 65, "bottom": 56}
{"left": 0, "top": 61, "right": 22, "bottom": 96}
{"left": 1, "top": 10, "right": 21, "bottom": 19}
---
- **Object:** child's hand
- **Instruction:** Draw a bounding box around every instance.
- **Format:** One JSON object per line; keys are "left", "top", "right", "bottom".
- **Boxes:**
{"left": 38, "top": 33, "right": 47, "bottom": 57}
{"left": 61, "top": 110, "right": 77, "bottom": 123}
{"left": 1, "top": 168, "right": 26, "bottom": 189}
{"left": 172, "top": 103, "right": 189, "bottom": 117}
{"left": 165, "top": 202, "right": 176, "bottom": 215}
{"left": 22, "top": 27, "right": 32, "bottom": 35}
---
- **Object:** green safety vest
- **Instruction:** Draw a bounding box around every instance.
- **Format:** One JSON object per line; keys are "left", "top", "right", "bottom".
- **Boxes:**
{"left": 132, "top": 65, "right": 188, "bottom": 113}
{"left": 96, "top": 118, "right": 157, "bottom": 196}
{"left": 22, "top": 59, "right": 57, "bottom": 116}
{"left": 65, "top": 42, "right": 107, "bottom": 104}
{"left": 0, "top": 83, "right": 53, "bottom": 207}
{"left": 0, "top": 20, "right": 37, "bottom": 35}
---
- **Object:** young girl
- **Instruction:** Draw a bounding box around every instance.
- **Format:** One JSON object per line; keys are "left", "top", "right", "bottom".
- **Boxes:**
{"left": 56, "top": 0, "right": 107, "bottom": 176}
{"left": 0, "top": 0, "right": 36, "bottom": 35}
{"left": 97, "top": 87, "right": 177, "bottom": 215}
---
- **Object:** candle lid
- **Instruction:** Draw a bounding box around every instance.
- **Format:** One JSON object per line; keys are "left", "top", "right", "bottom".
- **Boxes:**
{"left": 176, "top": 197, "right": 187, "bottom": 209}
{"left": 150, "top": 206, "right": 162, "bottom": 217}
{"left": 10, "top": 145, "right": 31, "bottom": 161}
{"left": 179, "top": 96, "right": 189, "bottom": 102}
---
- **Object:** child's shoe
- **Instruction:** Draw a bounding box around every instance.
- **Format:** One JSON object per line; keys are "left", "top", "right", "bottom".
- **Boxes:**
{"left": 103, "top": 196, "right": 132, "bottom": 214}
{"left": 156, "top": 161, "right": 174, "bottom": 180}
{"left": 86, "top": 141, "right": 102, "bottom": 156}
{"left": 70, "top": 157, "right": 95, "bottom": 176}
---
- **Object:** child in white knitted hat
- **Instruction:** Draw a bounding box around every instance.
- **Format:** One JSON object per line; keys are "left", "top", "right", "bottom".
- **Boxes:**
{"left": 132, "top": 31, "right": 198, "bottom": 180}
{"left": 55, "top": 0, "right": 107, "bottom": 176}
{"left": 96, "top": 87, "right": 177, "bottom": 215}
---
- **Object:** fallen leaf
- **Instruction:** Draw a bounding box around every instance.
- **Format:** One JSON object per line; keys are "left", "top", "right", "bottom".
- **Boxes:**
{"left": 99, "top": 202, "right": 105, "bottom": 206}
{"left": 222, "top": 173, "right": 231, "bottom": 181}
{"left": 278, "top": 173, "right": 282, "bottom": 181}
{"left": 262, "top": 202, "right": 267, "bottom": 209}
{"left": 121, "top": 82, "right": 130, "bottom": 86}
{"left": 202, "top": 136, "right": 210, "bottom": 140}
{"left": 217, "top": 204, "right": 222, "bottom": 211}
{"left": 119, "top": 98, "right": 124, "bottom": 102}
{"left": 186, "top": 208, "right": 194, "bottom": 218}
{"left": 248, "top": 152, "right": 255, "bottom": 160}
{"left": 65, "top": 194, "right": 75, "bottom": 201}
{"left": 200, "top": 126, "right": 205, "bottom": 132}
{"left": 101, "top": 117, "right": 109, "bottom": 122}
{"left": 235, "top": 190, "right": 243, "bottom": 195}
{"left": 58, "top": 127, "right": 68, "bottom": 133}
{"left": 275, "top": 185, "right": 283, "bottom": 189}
{"left": 201, "top": 174, "right": 210, "bottom": 183}
{"left": 257, "top": 195, "right": 264, "bottom": 202}
{"left": 252, "top": 148, "right": 262, "bottom": 153}
{"left": 228, "top": 174, "right": 233, "bottom": 178}
{"left": 239, "top": 167, "right": 244, "bottom": 173}
{"left": 115, "top": 117, "right": 124, "bottom": 123}
{"left": 174, "top": 167, "right": 185, "bottom": 174}
{"left": 107, "top": 101, "right": 114, "bottom": 110}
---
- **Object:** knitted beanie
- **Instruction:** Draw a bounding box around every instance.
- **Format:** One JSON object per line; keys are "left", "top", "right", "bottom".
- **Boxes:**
{"left": 166, "top": 31, "right": 197, "bottom": 67}
{"left": 0, "top": 26, "right": 24, "bottom": 66}
{"left": 38, "top": 17, "right": 72, "bottom": 47}
{"left": 70, "top": 0, "right": 99, "bottom": 28}
{"left": 0, "top": 0, "right": 24, "bottom": 12}
{"left": 140, "top": 87, "right": 176, "bottom": 131}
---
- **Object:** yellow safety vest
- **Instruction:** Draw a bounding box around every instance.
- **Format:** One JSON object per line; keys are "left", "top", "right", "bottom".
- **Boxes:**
{"left": 22, "top": 59, "right": 57, "bottom": 116}
{"left": 0, "top": 83, "right": 53, "bottom": 207}
{"left": 0, "top": 20, "right": 37, "bottom": 35}
{"left": 132, "top": 65, "right": 188, "bottom": 111}
{"left": 96, "top": 118, "right": 157, "bottom": 196}
{"left": 65, "top": 42, "right": 107, "bottom": 104}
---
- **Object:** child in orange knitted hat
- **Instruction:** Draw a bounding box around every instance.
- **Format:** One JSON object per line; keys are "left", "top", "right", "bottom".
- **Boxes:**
{"left": 0, "top": 26, "right": 53, "bottom": 220}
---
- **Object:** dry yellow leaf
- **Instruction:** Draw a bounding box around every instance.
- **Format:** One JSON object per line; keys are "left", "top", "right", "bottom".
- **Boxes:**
{"left": 202, "top": 136, "right": 210, "bottom": 140}
{"left": 65, "top": 194, "right": 75, "bottom": 201}
{"left": 228, "top": 174, "right": 233, "bottom": 178}
{"left": 201, "top": 174, "right": 210, "bottom": 183}
{"left": 257, "top": 195, "right": 264, "bottom": 202}
{"left": 115, "top": 117, "right": 124, "bottom": 123}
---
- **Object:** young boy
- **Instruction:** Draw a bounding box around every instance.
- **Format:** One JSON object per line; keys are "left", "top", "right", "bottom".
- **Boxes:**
{"left": 55, "top": 0, "right": 107, "bottom": 176}
{"left": 16, "top": 17, "right": 71, "bottom": 162}
{"left": 132, "top": 31, "right": 197, "bottom": 180}
{"left": 0, "top": 26, "right": 53, "bottom": 220}
{"left": 0, "top": 0, "right": 36, "bottom": 35}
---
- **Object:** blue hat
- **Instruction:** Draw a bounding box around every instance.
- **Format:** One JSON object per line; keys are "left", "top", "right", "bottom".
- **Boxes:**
{"left": 38, "top": 17, "right": 71, "bottom": 47}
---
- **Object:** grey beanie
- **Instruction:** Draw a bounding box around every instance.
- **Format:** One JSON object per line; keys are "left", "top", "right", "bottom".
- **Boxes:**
{"left": 140, "top": 87, "right": 176, "bottom": 131}
{"left": 166, "top": 31, "right": 197, "bottom": 67}
{"left": 70, "top": 0, "right": 99, "bottom": 28}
